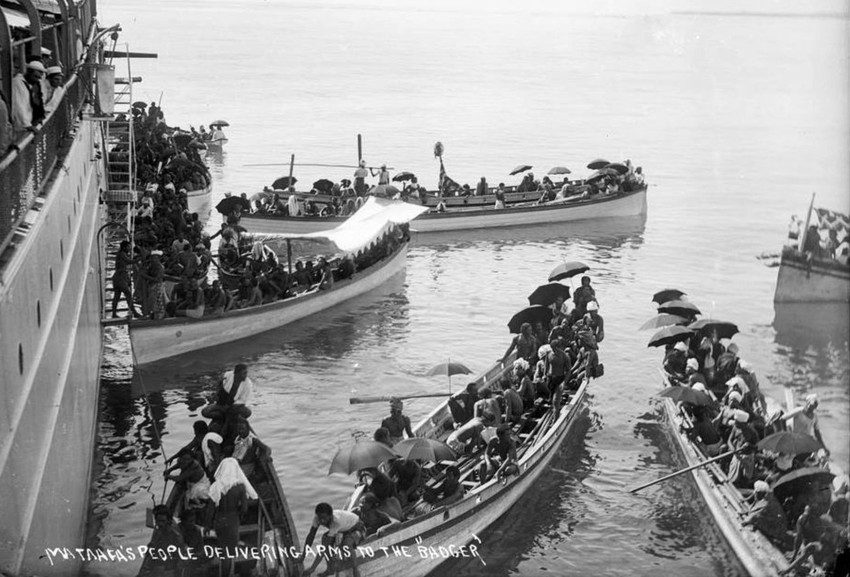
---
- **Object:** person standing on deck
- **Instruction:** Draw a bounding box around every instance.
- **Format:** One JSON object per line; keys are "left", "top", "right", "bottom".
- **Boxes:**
{"left": 501, "top": 322, "right": 538, "bottom": 365}
{"left": 111, "top": 240, "right": 140, "bottom": 318}
{"left": 572, "top": 275, "right": 597, "bottom": 317}
{"left": 353, "top": 160, "right": 369, "bottom": 196}
{"left": 377, "top": 164, "right": 391, "bottom": 186}
{"left": 494, "top": 183, "right": 506, "bottom": 209}
{"left": 546, "top": 337, "right": 570, "bottom": 417}
{"left": 11, "top": 60, "right": 46, "bottom": 136}
{"left": 476, "top": 176, "right": 489, "bottom": 196}
{"left": 139, "top": 250, "right": 167, "bottom": 319}
{"left": 381, "top": 398, "right": 414, "bottom": 445}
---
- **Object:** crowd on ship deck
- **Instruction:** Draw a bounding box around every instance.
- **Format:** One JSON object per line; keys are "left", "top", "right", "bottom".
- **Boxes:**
{"left": 786, "top": 212, "right": 850, "bottom": 267}
{"left": 660, "top": 321, "right": 848, "bottom": 573}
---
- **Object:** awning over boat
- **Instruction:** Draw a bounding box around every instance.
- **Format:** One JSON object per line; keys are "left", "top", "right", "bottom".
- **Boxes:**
{"left": 249, "top": 197, "right": 428, "bottom": 255}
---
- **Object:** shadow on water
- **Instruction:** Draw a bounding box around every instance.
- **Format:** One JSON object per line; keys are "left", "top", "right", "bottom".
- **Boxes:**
{"left": 130, "top": 269, "right": 410, "bottom": 392}
{"left": 439, "top": 409, "right": 598, "bottom": 577}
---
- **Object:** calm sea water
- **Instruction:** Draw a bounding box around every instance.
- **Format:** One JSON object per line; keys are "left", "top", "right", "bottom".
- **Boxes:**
{"left": 85, "top": 2, "right": 849, "bottom": 576}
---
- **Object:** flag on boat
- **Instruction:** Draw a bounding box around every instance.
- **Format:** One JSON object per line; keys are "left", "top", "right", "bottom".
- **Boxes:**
{"left": 815, "top": 207, "right": 850, "bottom": 242}
{"left": 438, "top": 158, "right": 460, "bottom": 195}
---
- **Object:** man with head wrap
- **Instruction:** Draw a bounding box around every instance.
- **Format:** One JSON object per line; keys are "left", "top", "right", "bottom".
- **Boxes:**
{"left": 743, "top": 480, "right": 791, "bottom": 548}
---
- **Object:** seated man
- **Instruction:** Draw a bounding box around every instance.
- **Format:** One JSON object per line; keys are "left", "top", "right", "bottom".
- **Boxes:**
{"left": 742, "top": 481, "right": 792, "bottom": 549}
{"left": 357, "top": 493, "right": 398, "bottom": 536}
{"left": 231, "top": 419, "right": 271, "bottom": 478}
{"left": 448, "top": 382, "right": 479, "bottom": 426}
{"left": 422, "top": 465, "right": 464, "bottom": 510}
{"left": 163, "top": 453, "right": 210, "bottom": 506}
{"left": 165, "top": 420, "right": 209, "bottom": 468}
{"left": 138, "top": 505, "right": 186, "bottom": 577}
{"left": 478, "top": 425, "right": 518, "bottom": 486}
{"left": 446, "top": 417, "right": 484, "bottom": 454}
{"left": 389, "top": 458, "right": 422, "bottom": 507}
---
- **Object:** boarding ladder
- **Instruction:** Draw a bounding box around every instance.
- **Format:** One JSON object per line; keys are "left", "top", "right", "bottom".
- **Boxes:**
{"left": 99, "top": 45, "right": 138, "bottom": 325}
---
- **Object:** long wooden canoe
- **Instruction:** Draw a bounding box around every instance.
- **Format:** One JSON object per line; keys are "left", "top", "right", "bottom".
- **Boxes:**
{"left": 243, "top": 186, "right": 647, "bottom": 235}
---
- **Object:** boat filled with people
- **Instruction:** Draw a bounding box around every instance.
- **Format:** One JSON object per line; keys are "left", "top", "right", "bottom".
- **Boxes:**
{"left": 239, "top": 159, "right": 648, "bottom": 234}
{"left": 294, "top": 269, "right": 606, "bottom": 577}
{"left": 774, "top": 195, "right": 850, "bottom": 303}
{"left": 635, "top": 290, "right": 848, "bottom": 577}
{"left": 128, "top": 198, "right": 427, "bottom": 364}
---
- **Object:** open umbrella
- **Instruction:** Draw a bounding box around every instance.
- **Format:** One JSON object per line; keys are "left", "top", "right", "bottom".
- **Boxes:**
{"left": 312, "top": 179, "right": 335, "bottom": 194}
{"left": 328, "top": 441, "right": 398, "bottom": 475}
{"left": 426, "top": 360, "right": 473, "bottom": 392}
{"left": 132, "top": 100, "right": 147, "bottom": 109}
{"left": 658, "top": 386, "right": 713, "bottom": 407}
{"left": 587, "top": 158, "right": 610, "bottom": 170}
{"left": 509, "top": 164, "right": 533, "bottom": 176}
{"left": 658, "top": 299, "right": 701, "bottom": 318}
{"left": 271, "top": 176, "right": 297, "bottom": 190}
{"left": 771, "top": 467, "right": 835, "bottom": 498}
{"left": 215, "top": 196, "right": 251, "bottom": 215}
{"left": 392, "top": 438, "right": 456, "bottom": 463}
{"left": 605, "top": 162, "right": 628, "bottom": 174}
{"left": 508, "top": 305, "right": 553, "bottom": 333}
{"left": 639, "top": 313, "right": 689, "bottom": 331}
{"left": 585, "top": 171, "right": 607, "bottom": 183}
{"left": 369, "top": 184, "right": 400, "bottom": 197}
{"left": 527, "top": 282, "right": 571, "bottom": 307}
{"left": 652, "top": 289, "right": 687, "bottom": 305}
{"left": 648, "top": 326, "right": 693, "bottom": 347}
{"left": 548, "top": 261, "right": 590, "bottom": 282}
{"left": 757, "top": 432, "right": 821, "bottom": 456}
{"left": 209, "top": 119, "right": 230, "bottom": 127}
{"left": 249, "top": 190, "right": 275, "bottom": 203}
{"left": 392, "top": 171, "right": 416, "bottom": 182}
{"left": 547, "top": 166, "right": 572, "bottom": 175}
{"left": 687, "top": 319, "right": 739, "bottom": 340}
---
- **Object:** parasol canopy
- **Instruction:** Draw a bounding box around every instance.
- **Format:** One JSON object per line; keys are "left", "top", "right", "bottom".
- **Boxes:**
{"left": 271, "top": 176, "right": 297, "bottom": 190}
{"left": 215, "top": 196, "right": 251, "bottom": 215}
{"left": 605, "top": 162, "right": 628, "bottom": 174}
{"left": 757, "top": 432, "right": 821, "bottom": 456}
{"left": 392, "top": 171, "right": 416, "bottom": 182}
{"left": 652, "top": 289, "right": 687, "bottom": 305}
{"left": 648, "top": 326, "right": 694, "bottom": 348}
{"left": 771, "top": 467, "right": 835, "bottom": 498}
{"left": 312, "top": 179, "right": 335, "bottom": 194}
{"left": 132, "top": 100, "right": 147, "bottom": 109}
{"left": 658, "top": 386, "right": 713, "bottom": 407}
{"left": 548, "top": 261, "right": 590, "bottom": 282}
{"left": 547, "top": 166, "right": 572, "bottom": 175}
{"left": 425, "top": 362, "right": 473, "bottom": 378}
{"left": 392, "top": 438, "right": 456, "bottom": 462}
{"left": 658, "top": 299, "right": 701, "bottom": 318}
{"left": 509, "top": 164, "right": 533, "bottom": 176}
{"left": 507, "top": 305, "right": 553, "bottom": 333}
{"left": 639, "top": 313, "right": 689, "bottom": 331}
{"left": 369, "top": 184, "right": 401, "bottom": 198}
{"left": 587, "top": 158, "right": 610, "bottom": 170}
{"left": 209, "top": 119, "right": 230, "bottom": 127}
{"left": 328, "top": 441, "right": 398, "bottom": 475}
{"left": 687, "top": 319, "right": 739, "bottom": 340}
{"left": 527, "top": 282, "right": 571, "bottom": 307}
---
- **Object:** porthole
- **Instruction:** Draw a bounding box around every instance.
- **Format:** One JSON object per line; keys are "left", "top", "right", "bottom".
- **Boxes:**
{"left": 37, "top": 301, "right": 41, "bottom": 327}
{"left": 49, "top": 268, "right": 54, "bottom": 291}
{"left": 18, "top": 344, "right": 24, "bottom": 375}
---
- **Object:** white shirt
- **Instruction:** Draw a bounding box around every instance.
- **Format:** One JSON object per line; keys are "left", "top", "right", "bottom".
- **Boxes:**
{"left": 11, "top": 73, "right": 34, "bottom": 131}
{"left": 221, "top": 370, "right": 253, "bottom": 405}
{"left": 312, "top": 510, "right": 361, "bottom": 536}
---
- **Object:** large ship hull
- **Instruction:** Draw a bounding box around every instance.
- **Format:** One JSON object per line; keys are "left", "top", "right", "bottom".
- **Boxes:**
{"left": 773, "top": 246, "right": 850, "bottom": 303}
{"left": 0, "top": 121, "right": 106, "bottom": 576}
{"left": 242, "top": 187, "right": 647, "bottom": 235}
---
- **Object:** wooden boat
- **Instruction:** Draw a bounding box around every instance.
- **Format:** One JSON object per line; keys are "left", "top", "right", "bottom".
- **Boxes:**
{"left": 242, "top": 185, "right": 647, "bottom": 235}
{"left": 774, "top": 196, "right": 850, "bottom": 303}
{"left": 129, "top": 199, "right": 427, "bottom": 364}
{"left": 326, "top": 347, "right": 596, "bottom": 577}
{"left": 186, "top": 182, "right": 213, "bottom": 219}
{"left": 143, "top": 433, "right": 299, "bottom": 577}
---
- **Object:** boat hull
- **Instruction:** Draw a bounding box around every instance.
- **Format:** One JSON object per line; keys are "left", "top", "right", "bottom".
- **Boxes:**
{"left": 186, "top": 182, "right": 213, "bottom": 221}
{"left": 661, "top": 398, "right": 788, "bottom": 577}
{"left": 129, "top": 244, "right": 408, "bottom": 364}
{"left": 242, "top": 187, "right": 647, "bottom": 235}
{"left": 0, "top": 120, "right": 106, "bottom": 576}
{"left": 773, "top": 247, "right": 850, "bottom": 303}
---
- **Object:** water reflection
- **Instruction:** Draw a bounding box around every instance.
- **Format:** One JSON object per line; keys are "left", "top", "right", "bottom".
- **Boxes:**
{"left": 773, "top": 302, "right": 850, "bottom": 352}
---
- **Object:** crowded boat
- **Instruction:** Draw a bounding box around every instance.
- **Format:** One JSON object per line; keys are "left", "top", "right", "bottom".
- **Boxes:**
{"left": 645, "top": 291, "right": 848, "bottom": 576}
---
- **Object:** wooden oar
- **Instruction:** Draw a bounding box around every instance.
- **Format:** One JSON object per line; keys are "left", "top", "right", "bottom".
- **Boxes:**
{"left": 349, "top": 393, "right": 450, "bottom": 405}
{"left": 629, "top": 448, "right": 741, "bottom": 493}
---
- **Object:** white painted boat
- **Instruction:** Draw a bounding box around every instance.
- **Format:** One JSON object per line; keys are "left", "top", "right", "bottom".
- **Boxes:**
{"left": 773, "top": 246, "right": 850, "bottom": 303}
{"left": 129, "top": 199, "right": 428, "bottom": 364}
{"left": 325, "top": 350, "right": 594, "bottom": 577}
{"left": 186, "top": 182, "right": 213, "bottom": 220}
{"left": 242, "top": 186, "right": 647, "bottom": 235}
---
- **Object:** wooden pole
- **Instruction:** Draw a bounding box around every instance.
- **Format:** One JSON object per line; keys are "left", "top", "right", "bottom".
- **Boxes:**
{"left": 629, "top": 448, "right": 740, "bottom": 493}
{"left": 288, "top": 153, "right": 295, "bottom": 187}
{"left": 357, "top": 134, "right": 362, "bottom": 163}
{"left": 349, "top": 393, "right": 449, "bottom": 405}
{"left": 798, "top": 192, "right": 817, "bottom": 252}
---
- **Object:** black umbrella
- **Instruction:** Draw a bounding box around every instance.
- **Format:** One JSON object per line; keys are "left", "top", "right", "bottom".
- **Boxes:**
{"left": 508, "top": 305, "right": 553, "bottom": 333}
{"left": 587, "top": 158, "right": 610, "bottom": 170}
{"left": 658, "top": 386, "right": 712, "bottom": 407}
{"left": 172, "top": 133, "right": 193, "bottom": 147}
{"left": 586, "top": 171, "right": 607, "bottom": 183}
{"left": 658, "top": 299, "right": 701, "bottom": 318}
{"left": 548, "top": 261, "right": 590, "bottom": 282}
{"left": 527, "top": 282, "right": 571, "bottom": 307}
{"left": 652, "top": 289, "right": 687, "bottom": 305}
{"left": 132, "top": 100, "right": 147, "bottom": 109}
{"left": 772, "top": 467, "right": 835, "bottom": 499}
{"left": 271, "top": 176, "right": 297, "bottom": 190}
{"left": 605, "top": 162, "right": 628, "bottom": 174}
{"left": 312, "top": 179, "right": 335, "bottom": 194}
{"left": 210, "top": 119, "right": 230, "bottom": 127}
{"left": 757, "top": 432, "right": 821, "bottom": 456}
{"left": 687, "top": 319, "right": 739, "bottom": 340}
{"left": 547, "top": 166, "right": 572, "bottom": 175}
{"left": 509, "top": 164, "right": 533, "bottom": 176}
{"left": 647, "top": 326, "right": 693, "bottom": 347}
{"left": 215, "top": 196, "right": 251, "bottom": 215}
{"left": 392, "top": 171, "right": 416, "bottom": 182}
{"left": 639, "top": 313, "right": 689, "bottom": 331}
{"left": 328, "top": 441, "right": 398, "bottom": 475}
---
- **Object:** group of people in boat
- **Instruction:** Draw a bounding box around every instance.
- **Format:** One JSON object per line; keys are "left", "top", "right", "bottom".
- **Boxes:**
{"left": 786, "top": 214, "right": 850, "bottom": 267}
{"left": 660, "top": 322, "right": 848, "bottom": 573}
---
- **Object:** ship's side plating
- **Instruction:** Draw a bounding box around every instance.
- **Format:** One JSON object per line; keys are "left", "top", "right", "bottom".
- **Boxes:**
{"left": 0, "top": 2, "right": 110, "bottom": 575}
